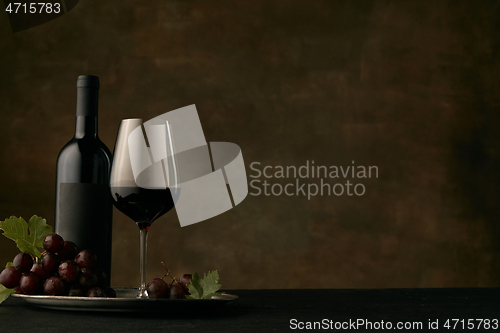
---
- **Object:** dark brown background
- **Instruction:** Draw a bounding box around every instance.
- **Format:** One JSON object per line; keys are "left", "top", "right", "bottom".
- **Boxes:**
{"left": 0, "top": 0, "right": 499, "bottom": 289}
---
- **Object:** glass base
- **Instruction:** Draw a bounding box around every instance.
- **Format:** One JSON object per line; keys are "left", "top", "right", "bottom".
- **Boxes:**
{"left": 137, "top": 285, "right": 148, "bottom": 298}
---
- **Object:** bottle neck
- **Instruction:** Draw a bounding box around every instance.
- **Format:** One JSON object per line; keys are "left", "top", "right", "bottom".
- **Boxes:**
{"left": 74, "top": 85, "right": 99, "bottom": 139}
{"left": 74, "top": 116, "right": 98, "bottom": 139}
{"left": 76, "top": 86, "right": 99, "bottom": 116}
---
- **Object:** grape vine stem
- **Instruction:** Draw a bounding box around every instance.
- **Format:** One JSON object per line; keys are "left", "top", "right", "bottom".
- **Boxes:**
{"left": 160, "top": 261, "right": 179, "bottom": 285}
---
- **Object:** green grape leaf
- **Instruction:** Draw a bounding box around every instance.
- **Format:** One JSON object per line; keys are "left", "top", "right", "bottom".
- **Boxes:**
{"left": 186, "top": 270, "right": 222, "bottom": 299}
{"left": 186, "top": 272, "right": 202, "bottom": 299}
{"left": 0, "top": 215, "right": 52, "bottom": 258}
{"left": 0, "top": 284, "right": 15, "bottom": 305}
{"left": 5, "top": 262, "right": 13, "bottom": 268}
{"left": 199, "top": 270, "right": 222, "bottom": 299}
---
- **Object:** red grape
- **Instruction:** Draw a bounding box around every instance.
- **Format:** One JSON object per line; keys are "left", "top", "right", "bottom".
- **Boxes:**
{"left": 41, "top": 252, "right": 60, "bottom": 273}
{"left": 43, "top": 276, "right": 65, "bottom": 296}
{"left": 75, "top": 249, "right": 97, "bottom": 269}
{"left": 43, "top": 233, "right": 64, "bottom": 253}
{"left": 79, "top": 268, "right": 97, "bottom": 288}
{"left": 179, "top": 274, "right": 193, "bottom": 293}
{"left": 0, "top": 267, "right": 22, "bottom": 288}
{"left": 58, "top": 260, "right": 80, "bottom": 282}
{"left": 20, "top": 272, "right": 41, "bottom": 295}
{"left": 80, "top": 267, "right": 92, "bottom": 277}
{"left": 93, "top": 268, "right": 108, "bottom": 287}
{"left": 146, "top": 278, "right": 170, "bottom": 298}
{"left": 104, "top": 287, "right": 116, "bottom": 298}
{"left": 13, "top": 253, "right": 34, "bottom": 273}
{"left": 30, "top": 263, "right": 50, "bottom": 280}
{"left": 87, "top": 287, "right": 106, "bottom": 297}
{"left": 169, "top": 283, "right": 186, "bottom": 299}
{"left": 57, "top": 241, "right": 79, "bottom": 261}
{"left": 68, "top": 284, "right": 86, "bottom": 296}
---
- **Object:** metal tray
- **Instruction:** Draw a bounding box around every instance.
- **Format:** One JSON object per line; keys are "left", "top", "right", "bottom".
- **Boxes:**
{"left": 12, "top": 287, "right": 238, "bottom": 313}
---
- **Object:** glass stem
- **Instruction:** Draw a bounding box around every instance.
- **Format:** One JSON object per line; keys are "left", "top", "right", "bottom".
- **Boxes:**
{"left": 138, "top": 226, "right": 149, "bottom": 298}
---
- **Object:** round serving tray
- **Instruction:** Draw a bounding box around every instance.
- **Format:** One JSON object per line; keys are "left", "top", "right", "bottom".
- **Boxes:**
{"left": 12, "top": 287, "right": 238, "bottom": 313}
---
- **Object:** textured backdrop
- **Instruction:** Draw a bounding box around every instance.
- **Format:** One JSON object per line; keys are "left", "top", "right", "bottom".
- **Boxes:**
{"left": 0, "top": 0, "right": 499, "bottom": 289}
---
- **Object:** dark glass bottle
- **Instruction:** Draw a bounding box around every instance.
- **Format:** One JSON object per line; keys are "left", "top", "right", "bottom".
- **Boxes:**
{"left": 55, "top": 75, "right": 112, "bottom": 283}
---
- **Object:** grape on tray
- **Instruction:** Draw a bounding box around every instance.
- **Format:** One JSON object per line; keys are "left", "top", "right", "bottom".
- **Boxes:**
{"left": 43, "top": 276, "right": 65, "bottom": 296}
{"left": 43, "top": 233, "right": 64, "bottom": 253}
{"left": 31, "top": 263, "right": 50, "bottom": 280}
{"left": 103, "top": 286, "right": 116, "bottom": 298}
{"left": 75, "top": 249, "right": 97, "bottom": 269}
{"left": 93, "top": 268, "right": 108, "bottom": 287}
{"left": 87, "top": 287, "right": 106, "bottom": 297}
{"left": 20, "top": 272, "right": 41, "bottom": 295}
{"left": 58, "top": 260, "right": 80, "bottom": 282}
{"left": 79, "top": 268, "right": 98, "bottom": 288}
{"left": 169, "top": 283, "right": 186, "bottom": 299}
{"left": 68, "top": 284, "right": 86, "bottom": 297}
{"left": 146, "top": 278, "right": 170, "bottom": 298}
{"left": 179, "top": 274, "right": 193, "bottom": 293}
{"left": 0, "top": 232, "right": 116, "bottom": 298}
{"left": 57, "top": 241, "right": 79, "bottom": 261}
{"left": 0, "top": 266, "right": 22, "bottom": 289}
{"left": 41, "top": 252, "right": 60, "bottom": 273}
{"left": 13, "top": 253, "right": 33, "bottom": 273}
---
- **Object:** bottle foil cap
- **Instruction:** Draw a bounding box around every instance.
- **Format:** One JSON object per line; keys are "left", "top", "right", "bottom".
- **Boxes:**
{"left": 77, "top": 75, "right": 100, "bottom": 89}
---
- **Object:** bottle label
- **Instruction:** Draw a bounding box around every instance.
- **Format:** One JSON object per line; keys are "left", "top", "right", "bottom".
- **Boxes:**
{"left": 56, "top": 183, "right": 112, "bottom": 280}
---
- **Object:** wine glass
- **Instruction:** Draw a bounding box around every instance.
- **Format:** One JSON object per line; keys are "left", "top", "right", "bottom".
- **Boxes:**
{"left": 110, "top": 118, "right": 180, "bottom": 298}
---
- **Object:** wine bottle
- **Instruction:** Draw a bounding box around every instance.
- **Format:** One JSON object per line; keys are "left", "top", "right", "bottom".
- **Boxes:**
{"left": 55, "top": 75, "right": 113, "bottom": 283}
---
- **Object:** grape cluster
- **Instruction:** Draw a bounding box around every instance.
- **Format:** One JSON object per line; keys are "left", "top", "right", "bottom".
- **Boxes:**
{"left": 146, "top": 268, "right": 192, "bottom": 299}
{"left": 0, "top": 233, "right": 115, "bottom": 297}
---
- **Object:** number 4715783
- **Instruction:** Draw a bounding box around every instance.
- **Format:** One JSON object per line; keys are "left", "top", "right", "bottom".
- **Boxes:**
{"left": 5, "top": 2, "right": 62, "bottom": 14}
{"left": 443, "top": 319, "right": 498, "bottom": 330}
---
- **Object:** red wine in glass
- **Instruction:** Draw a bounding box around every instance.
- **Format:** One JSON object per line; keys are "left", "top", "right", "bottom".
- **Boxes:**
{"left": 111, "top": 187, "right": 175, "bottom": 229}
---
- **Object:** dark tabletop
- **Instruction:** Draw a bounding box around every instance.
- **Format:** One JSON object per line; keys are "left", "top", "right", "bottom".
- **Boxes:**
{"left": 2, "top": 288, "right": 499, "bottom": 332}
